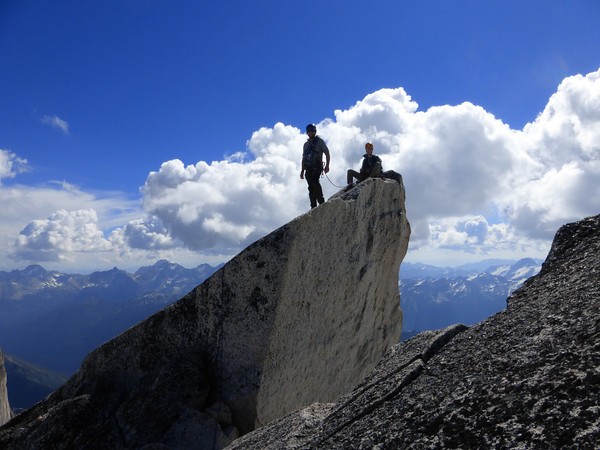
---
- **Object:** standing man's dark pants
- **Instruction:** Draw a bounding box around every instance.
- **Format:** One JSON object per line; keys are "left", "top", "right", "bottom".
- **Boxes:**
{"left": 306, "top": 167, "right": 325, "bottom": 208}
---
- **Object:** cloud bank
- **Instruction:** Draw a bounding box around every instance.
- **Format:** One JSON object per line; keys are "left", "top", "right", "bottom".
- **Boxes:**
{"left": 4, "top": 69, "right": 600, "bottom": 271}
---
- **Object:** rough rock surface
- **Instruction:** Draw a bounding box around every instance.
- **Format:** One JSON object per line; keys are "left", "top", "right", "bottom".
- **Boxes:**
{"left": 229, "top": 214, "right": 600, "bottom": 449}
{"left": 0, "top": 350, "right": 12, "bottom": 426}
{"left": 0, "top": 176, "right": 409, "bottom": 449}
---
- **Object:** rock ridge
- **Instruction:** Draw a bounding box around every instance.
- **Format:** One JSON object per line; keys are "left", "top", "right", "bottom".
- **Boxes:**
{"left": 0, "top": 176, "right": 410, "bottom": 449}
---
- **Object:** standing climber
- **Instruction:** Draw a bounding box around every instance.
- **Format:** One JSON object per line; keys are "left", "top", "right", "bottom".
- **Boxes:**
{"left": 346, "top": 142, "right": 382, "bottom": 188}
{"left": 300, "top": 123, "right": 331, "bottom": 209}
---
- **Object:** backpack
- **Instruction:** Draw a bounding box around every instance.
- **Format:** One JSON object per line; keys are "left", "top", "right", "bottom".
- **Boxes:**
{"left": 303, "top": 139, "right": 322, "bottom": 169}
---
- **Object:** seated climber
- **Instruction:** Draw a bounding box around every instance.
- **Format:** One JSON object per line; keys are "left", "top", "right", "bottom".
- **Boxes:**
{"left": 346, "top": 142, "right": 383, "bottom": 188}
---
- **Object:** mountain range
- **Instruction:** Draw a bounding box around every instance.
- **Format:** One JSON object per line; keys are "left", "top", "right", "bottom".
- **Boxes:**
{"left": 0, "top": 257, "right": 540, "bottom": 412}
{"left": 0, "top": 260, "right": 222, "bottom": 410}
{"left": 400, "top": 258, "right": 542, "bottom": 334}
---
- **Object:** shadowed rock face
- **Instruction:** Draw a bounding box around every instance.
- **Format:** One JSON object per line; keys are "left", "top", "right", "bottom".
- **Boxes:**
{"left": 0, "top": 351, "right": 12, "bottom": 426}
{"left": 0, "top": 176, "right": 409, "bottom": 449}
{"left": 229, "top": 214, "right": 600, "bottom": 449}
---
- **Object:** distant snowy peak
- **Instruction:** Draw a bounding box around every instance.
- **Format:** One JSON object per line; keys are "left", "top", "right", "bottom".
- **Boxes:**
{"left": 399, "top": 258, "right": 543, "bottom": 328}
{"left": 489, "top": 265, "right": 512, "bottom": 277}
{"left": 0, "top": 260, "right": 222, "bottom": 302}
{"left": 485, "top": 258, "right": 542, "bottom": 291}
{"left": 400, "top": 262, "right": 467, "bottom": 279}
{"left": 399, "top": 259, "right": 543, "bottom": 333}
{"left": 20, "top": 265, "right": 48, "bottom": 278}
{"left": 402, "top": 258, "right": 542, "bottom": 283}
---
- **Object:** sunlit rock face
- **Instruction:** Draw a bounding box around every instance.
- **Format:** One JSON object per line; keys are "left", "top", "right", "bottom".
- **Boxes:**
{"left": 254, "top": 176, "right": 409, "bottom": 428}
{"left": 0, "top": 175, "right": 409, "bottom": 449}
{"left": 229, "top": 214, "right": 600, "bottom": 450}
{"left": 0, "top": 350, "right": 12, "bottom": 426}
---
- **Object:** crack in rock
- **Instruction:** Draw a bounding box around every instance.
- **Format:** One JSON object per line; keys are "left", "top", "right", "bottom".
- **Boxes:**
{"left": 313, "top": 324, "right": 469, "bottom": 444}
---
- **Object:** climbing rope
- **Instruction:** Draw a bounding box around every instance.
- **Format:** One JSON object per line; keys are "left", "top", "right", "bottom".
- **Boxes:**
{"left": 323, "top": 171, "right": 346, "bottom": 189}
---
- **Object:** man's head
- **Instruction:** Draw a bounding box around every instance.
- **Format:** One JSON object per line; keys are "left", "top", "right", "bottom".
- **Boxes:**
{"left": 306, "top": 124, "right": 317, "bottom": 137}
{"left": 365, "top": 142, "right": 374, "bottom": 154}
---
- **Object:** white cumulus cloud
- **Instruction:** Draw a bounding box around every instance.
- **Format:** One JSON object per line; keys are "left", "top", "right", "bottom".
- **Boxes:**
{"left": 0, "top": 149, "right": 28, "bottom": 183}
{"left": 501, "top": 70, "right": 600, "bottom": 239}
{"left": 139, "top": 123, "right": 306, "bottom": 253}
{"left": 121, "top": 217, "right": 176, "bottom": 250}
{"left": 3, "top": 69, "right": 600, "bottom": 271}
{"left": 136, "top": 69, "right": 600, "bottom": 266}
{"left": 0, "top": 178, "right": 142, "bottom": 271}
{"left": 13, "top": 209, "right": 112, "bottom": 262}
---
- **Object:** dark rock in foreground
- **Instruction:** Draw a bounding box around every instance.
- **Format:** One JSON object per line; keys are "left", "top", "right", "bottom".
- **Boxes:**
{"left": 229, "top": 214, "right": 600, "bottom": 449}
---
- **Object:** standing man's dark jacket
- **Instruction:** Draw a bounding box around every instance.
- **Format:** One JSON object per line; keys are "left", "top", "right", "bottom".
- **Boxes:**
{"left": 302, "top": 136, "right": 330, "bottom": 171}
{"left": 300, "top": 124, "right": 331, "bottom": 209}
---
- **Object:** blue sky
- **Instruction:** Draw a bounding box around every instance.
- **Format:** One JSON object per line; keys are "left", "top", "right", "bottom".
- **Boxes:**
{"left": 1, "top": 1, "right": 599, "bottom": 273}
